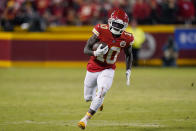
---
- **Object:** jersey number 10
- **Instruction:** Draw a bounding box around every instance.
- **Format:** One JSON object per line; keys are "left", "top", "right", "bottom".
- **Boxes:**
{"left": 97, "top": 47, "right": 120, "bottom": 64}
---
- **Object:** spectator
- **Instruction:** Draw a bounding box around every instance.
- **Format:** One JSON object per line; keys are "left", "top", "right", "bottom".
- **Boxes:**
{"left": 132, "top": 0, "right": 152, "bottom": 24}
{"left": 0, "top": 0, "right": 7, "bottom": 17}
{"left": 177, "top": 0, "right": 195, "bottom": 24}
{"left": 159, "top": 0, "right": 178, "bottom": 24}
{"left": 78, "top": 0, "right": 97, "bottom": 25}
{"left": 49, "top": 0, "right": 66, "bottom": 25}
{"left": 90, "top": 0, "right": 102, "bottom": 25}
{"left": 27, "top": 1, "right": 46, "bottom": 32}
{"left": 148, "top": 0, "right": 160, "bottom": 24}
{"left": 66, "top": 9, "right": 78, "bottom": 25}
{"left": 35, "top": 0, "right": 50, "bottom": 16}
{"left": 99, "top": 0, "right": 112, "bottom": 24}
{"left": 1, "top": 0, "right": 17, "bottom": 31}
{"left": 119, "top": 0, "right": 131, "bottom": 16}
{"left": 15, "top": 2, "right": 34, "bottom": 26}
{"left": 28, "top": 13, "right": 46, "bottom": 32}
{"left": 1, "top": 0, "right": 196, "bottom": 30}
{"left": 162, "top": 36, "right": 178, "bottom": 67}
{"left": 72, "top": 0, "right": 83, "bottom": 13}
{"left": 192, "top": 0, "right": 196, "bottom": 24}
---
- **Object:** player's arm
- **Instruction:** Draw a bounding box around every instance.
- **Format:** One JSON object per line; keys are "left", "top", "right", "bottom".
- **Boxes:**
{"left": 124, "top": 45, "right": 133, "bottom": 86}
{"left": 124, "top": 45, "right": 133, "bottom": 70}
{"left": 84, "top": 34, "right": 99, "bottom": 56}
{"left": 84, "top": 34, "right": 108, "bottom": 57}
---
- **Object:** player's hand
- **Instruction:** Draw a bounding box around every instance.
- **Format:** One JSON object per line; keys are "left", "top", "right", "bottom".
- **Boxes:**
{"left": 93, "top": 44, "right": 109, "bottom": 56}
{"left": 126, "top": 69, "right": 131, "bottom": 86}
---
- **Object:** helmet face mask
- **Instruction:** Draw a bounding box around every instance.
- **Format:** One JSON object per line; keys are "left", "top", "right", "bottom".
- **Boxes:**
{"left": 112, "top": 22, "right": 124, "bottom": 29}
{"left": 108, "top": 9, "right": 129, "bottom": 35}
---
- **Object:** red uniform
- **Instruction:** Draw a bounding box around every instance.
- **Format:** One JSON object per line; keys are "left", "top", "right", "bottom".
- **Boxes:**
{"left": 87, "top": 24, "right": 134, "bottom": 72}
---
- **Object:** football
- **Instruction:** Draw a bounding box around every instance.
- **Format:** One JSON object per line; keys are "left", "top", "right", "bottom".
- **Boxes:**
{"left": 92, "top": 41, "right": 107, "bottom": 51}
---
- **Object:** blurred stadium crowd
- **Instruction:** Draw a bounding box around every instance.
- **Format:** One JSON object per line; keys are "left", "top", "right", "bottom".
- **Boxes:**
{"left": 0, "top": 0, "right": 195, "bottom": 31}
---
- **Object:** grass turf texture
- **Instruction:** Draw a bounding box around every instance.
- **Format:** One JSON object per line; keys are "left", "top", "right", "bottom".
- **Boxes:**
{"left": 0, "top": 67, "right": 196, "bottom": 131}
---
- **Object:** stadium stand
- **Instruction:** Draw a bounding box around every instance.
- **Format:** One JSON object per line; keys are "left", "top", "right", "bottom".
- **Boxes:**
{"left": 0, "top": 0, "right": 196, "bottom": 31}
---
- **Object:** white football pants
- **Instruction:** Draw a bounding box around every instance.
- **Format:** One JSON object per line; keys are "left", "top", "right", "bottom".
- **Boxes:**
{"left": 84, "top": 69, "right": 115, "bottom": 111}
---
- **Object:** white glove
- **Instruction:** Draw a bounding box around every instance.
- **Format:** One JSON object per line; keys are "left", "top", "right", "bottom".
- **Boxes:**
{"left": 93, "top": 44, "right": 109, "bottom": 57}
{"left": 126, "top": 69, "right": 131, "bottom": 86}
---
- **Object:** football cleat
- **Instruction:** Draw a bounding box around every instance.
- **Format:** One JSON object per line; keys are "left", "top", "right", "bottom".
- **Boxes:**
{"left": 99, "top": 104, "right": 104, "bottom": 111}
{"left": 78, "top": 121, "right": 86, "bottom": 130}
{"left": 78, "top": 118, "right": 87, "bottom": 130}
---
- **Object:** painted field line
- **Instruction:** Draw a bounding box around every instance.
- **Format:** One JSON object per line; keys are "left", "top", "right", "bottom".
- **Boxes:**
{"left": 0, "top": 120, "right": 165, "bottom": 128}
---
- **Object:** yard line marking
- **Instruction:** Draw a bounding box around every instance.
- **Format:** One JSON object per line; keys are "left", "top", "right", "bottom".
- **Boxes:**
{"left": 0, "top": 120, "right": 166, "bottom": 128}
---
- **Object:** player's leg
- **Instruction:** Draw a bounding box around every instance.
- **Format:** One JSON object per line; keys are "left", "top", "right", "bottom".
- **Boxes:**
{"left": 84, "top": 71, "right": 99, "bottom": 102}
{"left": 89, "top": 69, "right": 115, "bottom": 114}
{"left": 78, "top": 71, "right": 99, "bottom": 129}
{"left": 88, "top": 85, "right": 103, "bottom": 111}
{"left": 78, "top": 69, "right": 114, "bottom": 129}
{"left": 79, "top": 69, "right": 114, "bottom": 129}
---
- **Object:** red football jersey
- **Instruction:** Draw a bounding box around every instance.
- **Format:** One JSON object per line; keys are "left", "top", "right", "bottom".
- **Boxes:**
{"left": 87, "top": 24, "right": 134, "bottom": 72}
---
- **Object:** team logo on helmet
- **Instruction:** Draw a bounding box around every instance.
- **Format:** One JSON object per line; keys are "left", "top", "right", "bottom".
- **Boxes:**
{"left": 120, "top": 41, "right": 126, "bottom": 47}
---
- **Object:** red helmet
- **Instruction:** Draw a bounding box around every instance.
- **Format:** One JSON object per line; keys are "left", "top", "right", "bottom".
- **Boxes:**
{"left": 108, "top": 9, "right": 129, "bottom": 35}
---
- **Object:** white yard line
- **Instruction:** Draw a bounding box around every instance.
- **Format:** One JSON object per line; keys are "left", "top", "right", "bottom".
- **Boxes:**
{"left": 0, "top": 120, "right": 165, "bottom": 128}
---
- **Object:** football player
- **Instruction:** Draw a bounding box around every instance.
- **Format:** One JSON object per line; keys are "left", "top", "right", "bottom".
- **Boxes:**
{"left": 78, "top": 9, "right": 134, "bottom": 130}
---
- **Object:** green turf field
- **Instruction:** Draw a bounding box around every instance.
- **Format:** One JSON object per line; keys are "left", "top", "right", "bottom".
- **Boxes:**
{"left": 0, "top": 67, "right": 196, "bottom": 131}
